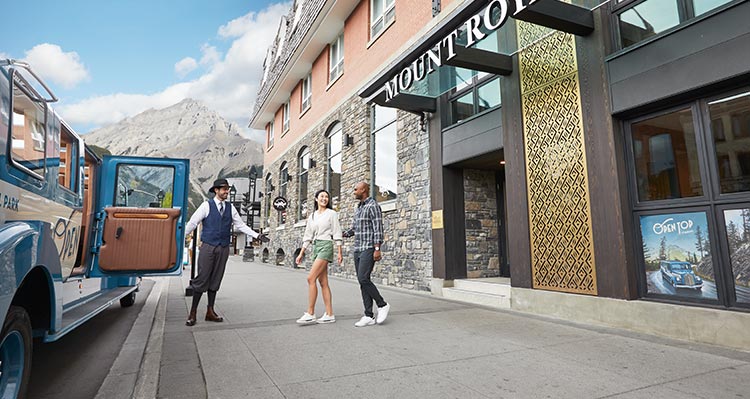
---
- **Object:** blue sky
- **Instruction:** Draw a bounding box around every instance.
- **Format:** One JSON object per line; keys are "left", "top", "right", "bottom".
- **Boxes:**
{"left": 1, "top": 0, "right": 289, "bottom": 141}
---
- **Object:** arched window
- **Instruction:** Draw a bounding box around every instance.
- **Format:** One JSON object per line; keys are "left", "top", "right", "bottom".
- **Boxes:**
{"left": 372, "top": 105, "right": 398, "bottom": 202}
{"left": 264, "top": 173, "right": 273, "bottom": 227}
{"left": 327, "top": 122, "right": 343, "bottom": 211}
{"left": 279, "top": 162, "right": 288, "bottom": 224}
{"left": 298, "top": 147, "right": 311, "bottom": 219}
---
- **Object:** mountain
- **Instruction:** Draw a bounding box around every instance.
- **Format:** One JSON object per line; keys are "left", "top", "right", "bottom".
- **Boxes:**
{"left": 84, "top": 98, "right": 263, "bottom": 211}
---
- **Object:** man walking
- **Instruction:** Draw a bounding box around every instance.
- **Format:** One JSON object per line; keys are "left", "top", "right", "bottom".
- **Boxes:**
{"left": 344, "top": 181, "right": 390, "bottom": 327}
{"left": 184, "top": 178, "right": 268, "bottom": 326}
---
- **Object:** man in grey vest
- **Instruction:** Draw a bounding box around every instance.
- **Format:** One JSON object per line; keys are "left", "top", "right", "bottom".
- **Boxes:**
{"left": 184, "top": 178, "right": 269, "bottom": 326}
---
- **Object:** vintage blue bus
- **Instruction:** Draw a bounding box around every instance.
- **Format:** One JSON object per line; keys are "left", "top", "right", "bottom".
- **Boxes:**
{"left": 0, "top": 60, "right": 189, "bottom": 398}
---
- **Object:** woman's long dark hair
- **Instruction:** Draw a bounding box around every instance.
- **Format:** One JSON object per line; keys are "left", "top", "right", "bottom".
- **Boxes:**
{"left": 313, "top": 189, "right": 333, "bottom": 212}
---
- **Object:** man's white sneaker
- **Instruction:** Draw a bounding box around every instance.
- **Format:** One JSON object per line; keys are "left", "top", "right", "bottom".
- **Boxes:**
{"left": 296, "top": 312, "right": 317, "bottom": 324}
{"left": 316, "top": 313, "right": 336, "bottom": 324}
{"left": 354, "top": 316, "right": 376, "bottom": 327}
{"left": 376, "top": 303, "right": 390, "bottom": 324}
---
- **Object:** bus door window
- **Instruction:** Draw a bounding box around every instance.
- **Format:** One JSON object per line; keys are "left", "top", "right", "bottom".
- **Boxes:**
{"left": 115, "top": 164, "right": 175, "bottom": 208}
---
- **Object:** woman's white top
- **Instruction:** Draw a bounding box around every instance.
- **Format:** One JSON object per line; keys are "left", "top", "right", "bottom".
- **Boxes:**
{"left": 302, "top": 208, "right": 343, "bottom": 249}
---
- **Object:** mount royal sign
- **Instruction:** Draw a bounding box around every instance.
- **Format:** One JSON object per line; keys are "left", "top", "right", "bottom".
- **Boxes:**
{"left": 384, "top": 0, "right": 540, "bottom": 102}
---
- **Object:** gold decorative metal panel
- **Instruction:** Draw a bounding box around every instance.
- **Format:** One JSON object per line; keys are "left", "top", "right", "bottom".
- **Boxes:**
{"left": 517, "top": 22, "right": 597, "bottom": 295}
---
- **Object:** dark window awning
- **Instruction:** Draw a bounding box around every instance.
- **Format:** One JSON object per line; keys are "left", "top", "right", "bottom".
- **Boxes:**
{"left": 359, "top": 0, "right": 594, "bottom": 109}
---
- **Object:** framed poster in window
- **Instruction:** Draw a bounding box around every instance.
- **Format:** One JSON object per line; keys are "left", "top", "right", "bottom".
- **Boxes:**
{"left": 639, "top": 211, "right": 718, "bottom": 300}
{"left": 721, "top": 208, "right": 750, "bottom": 304}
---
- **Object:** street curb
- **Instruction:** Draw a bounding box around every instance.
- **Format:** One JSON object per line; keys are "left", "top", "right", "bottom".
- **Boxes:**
{"left": 94, "top": 279, "right": 164, "bottom": 399}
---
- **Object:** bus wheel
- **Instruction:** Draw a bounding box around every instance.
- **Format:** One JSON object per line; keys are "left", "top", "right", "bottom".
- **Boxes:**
{"left": 0, "top": 306, "right": 32, "bottom": 399}
{"left": 120, "top": 292, "right": 136, "bottom": 308}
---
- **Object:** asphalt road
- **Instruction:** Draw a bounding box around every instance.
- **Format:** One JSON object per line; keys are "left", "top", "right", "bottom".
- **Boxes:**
{"left": 27, "top": 279, "right": 153, "bottom": 399}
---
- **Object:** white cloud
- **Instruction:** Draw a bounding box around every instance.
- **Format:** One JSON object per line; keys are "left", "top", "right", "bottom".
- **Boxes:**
{"left": 22, "top": 44, "right": 89, "bottom": 89}
{"left": 199, "top": 44, "right": 221, "bottom": 66}
{"left": 175, "top": 57, "right": 198, "bottom": 78}
{"left": 58, "top": 2, "right": 290, "bottom": 143}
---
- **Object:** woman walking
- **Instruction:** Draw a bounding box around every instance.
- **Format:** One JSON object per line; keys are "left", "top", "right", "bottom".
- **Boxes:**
{"left": 295, "top": 189, "right": 343, "bottom": 324}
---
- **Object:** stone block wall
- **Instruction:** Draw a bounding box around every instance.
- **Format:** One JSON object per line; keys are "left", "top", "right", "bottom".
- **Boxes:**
{"left": 256, "top": 94, "right": 433, "bottom": 291}
{"left": 464, "top": 169, "right": 500, "bottom": 278}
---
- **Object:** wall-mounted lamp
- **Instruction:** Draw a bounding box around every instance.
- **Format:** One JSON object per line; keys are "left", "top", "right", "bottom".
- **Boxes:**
{"left": 344, "top": 134, "right": 354, "bottom": 147}
{"left": 309, "top": 159, "right": 317, "bottom": 168}
{"left": 267, "top": 182, "right": 275, "bottom": 192}
{"left": 286, "top": 174, "right": 293, "bottom": 182}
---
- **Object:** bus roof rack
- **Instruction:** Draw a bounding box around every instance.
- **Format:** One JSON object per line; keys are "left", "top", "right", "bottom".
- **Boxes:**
{"left": 1, "top": 58, "right": 58, "bottom": 103}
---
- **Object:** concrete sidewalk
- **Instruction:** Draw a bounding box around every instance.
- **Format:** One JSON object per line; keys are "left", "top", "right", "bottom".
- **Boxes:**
{"left": 150, "top": 256, "right": 750, "bottom": 398}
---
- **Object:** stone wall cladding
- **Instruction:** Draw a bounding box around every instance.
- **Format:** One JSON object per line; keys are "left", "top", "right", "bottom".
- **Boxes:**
{"left": 256, "top": 94, "right": 433, "bottom": 291}
{"left": 464, "top": 169, "right": 500, "bottom": 278}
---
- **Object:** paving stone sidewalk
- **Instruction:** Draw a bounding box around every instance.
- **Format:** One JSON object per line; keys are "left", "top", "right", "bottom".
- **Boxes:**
{"left": 151, "top": 256, "right": 750, "bottom": 399}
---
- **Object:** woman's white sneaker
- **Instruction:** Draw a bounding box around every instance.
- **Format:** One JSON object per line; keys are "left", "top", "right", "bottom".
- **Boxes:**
{"left": 354, "top": 316, "right": 376, "bottom": 327}
{"left": 316, "top": 313, "right": 336, "bottom": 324}
{"left": 296, "top": 312, "right": 317, "bottom": 324}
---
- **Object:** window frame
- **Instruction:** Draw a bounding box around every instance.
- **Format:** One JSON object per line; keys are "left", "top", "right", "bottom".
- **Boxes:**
{"left": 370, "top": 105, "right": 398, "bottom": 205}
{"left": 265, "top": 173, "right": 273, "bottom": 227}
{"left": 624, "top": 85, "right": 750, "bottom": 310}
{"left": 279, "top": 162, "right": 288, "bottom": 225}
{"left": 297, "top": 146, "right": 311, "bottom": 220}
{"left": 445, "top": 74, "right": 502, "bottom": 128}
{"left": 370, "top": 0, "right": 396, "bottom": 39}
{"left": 282, "top": 101, "right": 290, "bottom": 133}
{"left": 329, "top": 34, "right": 344, "bottom": 83}
{"left": 8, "top": 68, "right": 47, "bottom": 181}
{"left": 57, "top": 123, "right": 80, "bottom": 196}
{"left": 301, "top": 74, "right": 312, "bottom": 113}
{"left": 702, "top": 88, "right": 750, "bottom": 203}
{"left": 611, "top": 0, "right": 741, "bottom": 51}
{"left": 327, "top": 122, "right": 343, "bottom": 211}
{"left": 268, "top": 120, "right": 275, "bottom": 148}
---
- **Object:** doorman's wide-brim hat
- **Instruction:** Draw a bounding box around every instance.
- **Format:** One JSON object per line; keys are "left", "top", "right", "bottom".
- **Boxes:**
{"left": 209, "top": 178, "right": 230, "bottom": 193}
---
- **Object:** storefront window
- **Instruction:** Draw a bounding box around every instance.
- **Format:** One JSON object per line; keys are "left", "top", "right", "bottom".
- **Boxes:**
{"left": 327, "top": 123, "right": 342, "bottom": 211}
{"left": 708, "top": 91, "right": 750, "bottom": 194}
{"left": 372, "top": 105, "right": 397, "bottom": 203}
{"left": 630, "top": 108, "right": 703, "bottom": 201}
{"left": 629, "top": 86, "right": 750, "bottom": 308}
{"left": 639, "top": 211, "right": 718, "bottom": 301}
{"left": 723, "top": 208, "right": 750, "bottom": 304}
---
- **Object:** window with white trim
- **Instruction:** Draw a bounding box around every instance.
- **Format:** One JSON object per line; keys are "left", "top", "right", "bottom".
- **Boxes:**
{"left": 279, "top": 162, "right": 288, "bottom": 224}
{"left": 268, "top": 120, "right": 275, "bottom": 148}
{"left": 265, "top": 174, "right": 272, "bottom": 227}
{"left": 329, "top": 34, "right": 344, "bottom": 83}
{"left": 298, "top": 147, "right": 311, "bottom": 219}
{"left": 372, "top": 105, "right": 398, "bottom": 203}
{"left": 282, "top": 101, "right": 290, "bottom": 132}
{"left": 327, "top": 122, "right": 343, "bottom": 211}
{"left": 371, "top": 0, "right": 395, "bottom": 38}
{"left": 301, "top": 74, "right": 312, "bottom": 112}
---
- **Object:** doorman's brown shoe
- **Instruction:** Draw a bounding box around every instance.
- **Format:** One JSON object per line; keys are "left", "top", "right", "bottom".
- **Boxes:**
{"left": 205, "top": 306, "right": 224, "bottom": 322}
{"left": 186, "top": 309, "right": 197, "bottom": 326}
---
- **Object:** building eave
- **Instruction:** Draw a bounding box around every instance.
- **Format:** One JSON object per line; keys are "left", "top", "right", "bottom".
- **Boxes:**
{"left": 249, "top": 0, "right": 360, "bottom": 130}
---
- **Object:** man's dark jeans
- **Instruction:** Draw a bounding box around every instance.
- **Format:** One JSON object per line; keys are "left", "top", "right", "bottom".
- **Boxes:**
{"left": 354, "top": 249, "right": 387, "bottom": 318}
